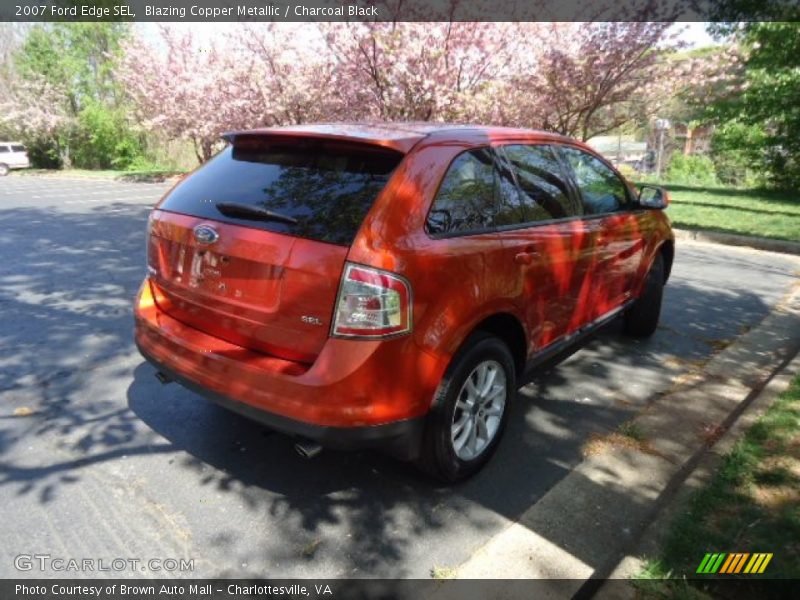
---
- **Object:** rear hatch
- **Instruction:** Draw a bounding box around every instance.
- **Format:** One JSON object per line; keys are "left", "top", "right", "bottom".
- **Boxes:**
{"left": 147, "top": 134, "right": 404, "bottom": 363}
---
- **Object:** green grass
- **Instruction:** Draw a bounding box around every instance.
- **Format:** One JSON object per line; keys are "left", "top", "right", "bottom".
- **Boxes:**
{"left": 634, "top": 374, "right": 800, "bottom": 596}
{"left": 430, "top": 565, "right": 458, "bottom": 580}
{"left": 659, "top": 184, "right": 800, "bottom": 243}
{"left": 618, "top": 420, "right": 647, "bottom": 442}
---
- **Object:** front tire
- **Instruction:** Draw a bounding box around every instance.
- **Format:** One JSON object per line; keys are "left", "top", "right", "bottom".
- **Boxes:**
{"left": 0, "top": 164, "right": 9, "bottom": 177}
{"left": 417, "top": 332, "right": 515, "bottom": 482}
{"left": 624, "top": 253, "right": 665, "bottom": 338}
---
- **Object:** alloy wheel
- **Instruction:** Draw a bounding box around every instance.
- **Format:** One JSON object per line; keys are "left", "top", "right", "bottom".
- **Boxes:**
{"left": 450, "top": 359, "right": 507, "bottom": 461}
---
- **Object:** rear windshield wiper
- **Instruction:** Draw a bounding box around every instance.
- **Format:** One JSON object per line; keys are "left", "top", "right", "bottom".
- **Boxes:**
{"left": 215, "top": 201, "right": 298, "bottom": 225}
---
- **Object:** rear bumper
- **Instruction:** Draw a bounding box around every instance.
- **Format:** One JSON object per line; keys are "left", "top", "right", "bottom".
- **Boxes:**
{"left": 134, "top": 279, "right": 441, "bottom": 459}
{"left": 138, "top": 342, "right": 425, "bottom": 459}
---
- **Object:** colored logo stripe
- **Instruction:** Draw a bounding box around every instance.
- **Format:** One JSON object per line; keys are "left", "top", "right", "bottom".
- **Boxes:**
{"left": 697, "top": 553, "right": 726, "bottom": 574}
{"left": 720, "top": 553, "right": 749, "bottom": 573}
{"left": 744, "top": 553, "right": 773, "bottom": 574}
{"left": 697, "top": 552, "right": 773, "bottom": 574}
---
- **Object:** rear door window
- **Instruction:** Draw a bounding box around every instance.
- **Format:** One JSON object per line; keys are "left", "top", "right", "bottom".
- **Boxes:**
{"left": 502, "top": 144, "right": 580, "bottom": 222}
{"left": 11, "top": 145, "right": 25, "bottom": 152}
{"left": 491, "top": 149, "right": 532, "bottom": 227}
{"left": 557, "top": 146, "right": 632, "bottom": 215}
{"left": 158, "top": 137, "right": 403, "bottom": 246}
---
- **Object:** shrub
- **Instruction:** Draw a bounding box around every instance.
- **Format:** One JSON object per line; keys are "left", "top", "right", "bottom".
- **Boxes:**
{"left": 124, "top": 155, "right": 172, "bottom": 172}
{"left": 710, "top": 122, "right": 768, "bottom": 188}
{"left": 616, "top": 163, "right": 641, "bottom": 181}
{"left": 24, "top": 137, "right": 62, "bottom": 169}
{"left": 71, "top": 102, "right": 145, "bottom": 170}
{"left": 665, "top": 153, "right": 719, "bottom": 186}
{"left": 766, "top": 145, "right": 800, "bottom": 191}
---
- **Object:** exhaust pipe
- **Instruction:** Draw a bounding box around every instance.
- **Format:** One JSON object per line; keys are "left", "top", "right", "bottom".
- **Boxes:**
{"left": 154, "top": 371, "right": 173, "bottom": 385}
{"left": 294, "top": 439, "right": 323, "bottom": 459}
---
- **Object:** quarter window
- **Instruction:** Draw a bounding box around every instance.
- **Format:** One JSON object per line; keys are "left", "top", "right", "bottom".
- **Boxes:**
{"left": 502, "top": 145, "right": 579, "bottom": 221}
{"left": 426, "top": 148, "right": 499, "bottom": 235}
{"left": 558, "top": 146, "right": 630, "bottom": 215}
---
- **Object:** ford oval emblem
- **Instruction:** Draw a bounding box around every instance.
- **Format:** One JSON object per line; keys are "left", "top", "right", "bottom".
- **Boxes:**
{"left": 193, "top": 224, "right": 219, "bottom": 245}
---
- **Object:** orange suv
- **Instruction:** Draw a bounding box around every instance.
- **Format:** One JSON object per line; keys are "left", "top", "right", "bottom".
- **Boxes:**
{"left": 135, "top": 123, "right": 674, "bottom": 481}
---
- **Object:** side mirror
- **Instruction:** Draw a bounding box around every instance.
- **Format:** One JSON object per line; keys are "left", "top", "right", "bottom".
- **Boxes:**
{"left": 638, "top": 185, "right": 670, "bottom": 209}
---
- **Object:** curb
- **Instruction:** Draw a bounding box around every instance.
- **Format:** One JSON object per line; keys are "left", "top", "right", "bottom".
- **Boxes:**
{"left": 9, "top": 172, "right": 181, "bottom": 184}
{"left": 673, "top": 228, "right": 800, "bottom": 256}
{"left": 594, "top": 350, "right": 800, "bottom": 599}
{"left": 452, "top": 285, "right": 800, "bottom": 593}
{"left": 10, "top": 171, "right": 118, "bottom": 182}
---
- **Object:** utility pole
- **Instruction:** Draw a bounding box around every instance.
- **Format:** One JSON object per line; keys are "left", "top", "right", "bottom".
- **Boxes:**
{"left": 654, "top": 118, "right": 670, "bottom": 180}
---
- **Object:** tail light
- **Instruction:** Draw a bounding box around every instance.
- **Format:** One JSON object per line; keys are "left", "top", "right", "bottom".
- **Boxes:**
{"left": 146, "top": 212, "right": 157, "bottom": 277}
{"left": 332, "top": 263, "right": 412, "bottom": 338}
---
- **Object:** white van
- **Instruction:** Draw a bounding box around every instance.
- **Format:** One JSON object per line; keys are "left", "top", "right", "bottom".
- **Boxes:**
{"left": 0, "top": 142, "right": 31, "bottom": 175}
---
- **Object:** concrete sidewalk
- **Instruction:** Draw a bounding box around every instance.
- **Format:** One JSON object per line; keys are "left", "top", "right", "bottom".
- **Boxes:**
{"left": 595, "top": 350, "right": 800, "bottom": 599}
{"left": 452, "top": 283, "right": 800, "bottom": 595}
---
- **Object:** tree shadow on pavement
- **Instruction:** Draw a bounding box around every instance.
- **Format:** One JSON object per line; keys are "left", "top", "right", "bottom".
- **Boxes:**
{"left": 0, "top": 194, "right": 789, "bottom": 577}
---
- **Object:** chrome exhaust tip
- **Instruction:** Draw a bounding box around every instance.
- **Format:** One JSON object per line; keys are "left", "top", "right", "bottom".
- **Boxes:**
{"left": 154, "top": 371, "right": 173, "bottom": 385}
{"left": 294, "top": 440, "right": 323, "bottom": 459}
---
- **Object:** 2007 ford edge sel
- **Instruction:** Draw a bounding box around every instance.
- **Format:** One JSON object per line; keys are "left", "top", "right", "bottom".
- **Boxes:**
{"left": 135, "top": 123, "right": 674, "bottom": 481}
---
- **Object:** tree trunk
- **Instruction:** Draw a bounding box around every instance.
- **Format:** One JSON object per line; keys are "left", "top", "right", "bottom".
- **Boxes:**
{"left": 201, "top": 140, "right": 214, "bottom": 163}
{"left": 60, "top": 142, "right": 71, "bottom": 169}
{"left": 192, "top": 138, "right": 204, "bottom": 164}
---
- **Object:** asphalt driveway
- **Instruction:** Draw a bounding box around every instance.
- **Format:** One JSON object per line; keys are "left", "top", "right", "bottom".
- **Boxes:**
{"left": 1, "top": 175, "right": 799, "bottom": 578}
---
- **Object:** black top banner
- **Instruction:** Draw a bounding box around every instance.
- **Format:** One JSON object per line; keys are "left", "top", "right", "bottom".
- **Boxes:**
{"left": 2, "top": 0, "right": 799, "bottom": 22}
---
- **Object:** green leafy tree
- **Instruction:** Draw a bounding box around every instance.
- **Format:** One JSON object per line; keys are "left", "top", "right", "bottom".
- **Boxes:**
{"left": 733, "top": 22, "right": 800, "bottom": 189}
{"left": 702, "top": 8, "right": 800, "bottom": 189}
{"left": 9, "top": 22, "right": 144, "bottom": 169}
{"left": 15, "top": 22, "right": 126, "bottom": 111}
{"left": 710, "top": 121, "right": 769, "bottom": 187}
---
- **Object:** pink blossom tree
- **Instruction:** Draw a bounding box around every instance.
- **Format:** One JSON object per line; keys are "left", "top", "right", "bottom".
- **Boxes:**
{"left": 118, "top": 21, "right": 683, "bottom": 162}
{"left": 501, "top": 22, "right": 683, "bottom": 140}
{"left": 120, "top": 24, "right": 336, "bottom": 163}
{"left": 0, "top": 75, "right": 75, "bottom": 163}
{"left": 677, "top": 44, "right": 747, "bottom": 112}
{"left": 119, "top": 26, "right": 259, "bottom": 163}
{"left": 321, "top": 21, "right": 521, "bottom": 122}
{"left": 232, "top": 24, "right": 337, "bottom": 126}
{"left": 320, "top": 21, "right": 682, "bottom": 139}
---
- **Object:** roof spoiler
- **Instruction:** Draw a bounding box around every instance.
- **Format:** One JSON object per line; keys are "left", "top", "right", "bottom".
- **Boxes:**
{"left": 220, "top": 129, "right": 415, "bottom": 153}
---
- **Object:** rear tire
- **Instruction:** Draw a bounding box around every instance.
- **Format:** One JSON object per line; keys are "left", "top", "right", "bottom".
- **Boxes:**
{"left": 624, "top": 253, "right": 664, "bottom": 338}
{"left": 417, "top": 332, "right": 515, "bottom": 482}
{"left": 0, "top": 164, "right": 9, "bottom": 177}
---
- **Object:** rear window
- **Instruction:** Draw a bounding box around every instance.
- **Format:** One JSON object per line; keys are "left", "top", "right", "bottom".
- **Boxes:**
{"left": 159, "top": 137, "right": 403, "bottom": 245}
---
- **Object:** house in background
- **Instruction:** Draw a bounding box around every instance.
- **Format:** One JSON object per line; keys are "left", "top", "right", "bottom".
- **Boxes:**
{"left": 672, "top": 123, "right": 714, "bottom": 156}
{"left": 588, "top": 123, "right": 714, "bottom": 173}
{"left": 586, "top": 135, "right": 647, "bottom": 164}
